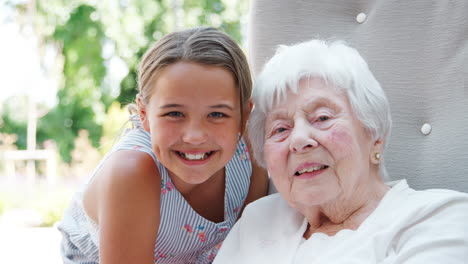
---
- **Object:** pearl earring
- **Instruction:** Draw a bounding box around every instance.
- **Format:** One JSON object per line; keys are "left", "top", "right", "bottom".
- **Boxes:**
{"left": 374, "top": 152, "right": 381, "bottom": 161}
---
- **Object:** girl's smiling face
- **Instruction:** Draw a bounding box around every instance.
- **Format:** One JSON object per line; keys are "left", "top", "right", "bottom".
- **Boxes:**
{"left": 139, "top": 62, "right": 246, "bottom": 192}
{"left": 264, "top": 78, "right": 379, "bottom": 209}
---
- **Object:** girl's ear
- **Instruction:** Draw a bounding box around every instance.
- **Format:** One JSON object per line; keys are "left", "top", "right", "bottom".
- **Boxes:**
{"left": 370, "top": 139, "right": 384, "bottom": 164}
{"left": 244, "top": 99, "right": 254, "bottom": 121}
{"left": 242, "top": 100, "right": 254, "bottom": 133}
{"left": 137, "top": 94, "right": 150, "bottom": 132}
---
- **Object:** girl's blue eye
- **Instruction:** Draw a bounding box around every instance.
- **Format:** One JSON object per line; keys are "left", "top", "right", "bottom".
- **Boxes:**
{"left": 165, "top": 111, "right": 184, "bottom": 117}
{"left": 209, "top": 112, "right": 227, "bottom": 118}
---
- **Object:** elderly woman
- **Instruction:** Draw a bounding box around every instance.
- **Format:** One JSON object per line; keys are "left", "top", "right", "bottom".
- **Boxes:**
{"left": 213, "top": 40, "right": 468, "bottom": 263}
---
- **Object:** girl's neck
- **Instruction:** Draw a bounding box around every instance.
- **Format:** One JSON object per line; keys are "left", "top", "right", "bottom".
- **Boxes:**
{"left": 168, "top": 168, "right": 224, "bottom": 195}
{"left": 169, "top": 168, "right": 226, "bottom": 223}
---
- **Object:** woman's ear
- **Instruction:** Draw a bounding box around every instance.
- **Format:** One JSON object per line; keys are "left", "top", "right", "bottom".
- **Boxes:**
{"left": 137, "top": 94, "right": 150, "bottom": 132}
{"left": 370, "top": 139, "right": 384, "bottom": 164}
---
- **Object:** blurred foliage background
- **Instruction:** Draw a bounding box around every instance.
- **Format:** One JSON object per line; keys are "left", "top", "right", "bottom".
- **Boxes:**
{"left": 2, "top": 0, "right": 247, "bottom": 162}
{"left": 0, "top": 0, "right": 248, "bottom": 227}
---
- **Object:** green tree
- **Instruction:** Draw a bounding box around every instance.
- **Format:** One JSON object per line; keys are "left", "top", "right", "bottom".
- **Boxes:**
{"left": 6, "top": 0, "right": 248, "bottom": 163}
{"left": 38, "top": 4, "right": 107, "bottom": 162}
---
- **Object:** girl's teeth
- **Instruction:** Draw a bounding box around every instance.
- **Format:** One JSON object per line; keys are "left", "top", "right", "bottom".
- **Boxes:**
{"left": 185, "top": 153, "right": 205, "bottom": 160}
{"left": 181, "top": 152, "right": 210, "bottom": 160}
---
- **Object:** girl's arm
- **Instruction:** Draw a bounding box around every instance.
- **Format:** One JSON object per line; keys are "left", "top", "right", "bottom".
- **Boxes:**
{"left": 240, "top": 135, "right": 269, "bottom": 217}
{"left": 83, "top": 150, "right": 160, "bottom": 264}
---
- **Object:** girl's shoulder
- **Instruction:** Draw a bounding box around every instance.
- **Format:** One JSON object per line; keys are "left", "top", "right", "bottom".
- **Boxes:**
{"left": 83, "top": 149, "right": 162, "bottom": 263}
{"left": 93, "top": 148, "right": 160, "bottom": 193}
{"left": 83, "top": 149, "right": 161, "bottom": 225}
{"left": 112, "top": 128, "right": 157, "bottom": 161}
{"left": 106, "top": 149, "right": 159, "bottom": 180}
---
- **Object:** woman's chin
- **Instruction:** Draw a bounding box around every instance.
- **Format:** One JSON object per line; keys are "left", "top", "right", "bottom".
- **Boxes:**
{"left": 287, "top": 190, "right": 328, "bottom": 209}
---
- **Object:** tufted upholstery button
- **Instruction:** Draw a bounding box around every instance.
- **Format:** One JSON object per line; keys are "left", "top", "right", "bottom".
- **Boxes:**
{"left": 421, "top": 123, "right": 432, "bottom": 135}
{"left": 356, "top": 12, "right": 367, "bottom": 23}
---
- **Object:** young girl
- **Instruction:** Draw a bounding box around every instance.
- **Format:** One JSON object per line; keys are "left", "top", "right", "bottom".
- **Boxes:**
{"left": 58, "top": 27, "right": 268, "bottom": 264}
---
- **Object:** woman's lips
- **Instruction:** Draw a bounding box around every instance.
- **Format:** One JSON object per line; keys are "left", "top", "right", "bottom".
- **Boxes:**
{"left": 293, "top": 163, "right": 329, "bottom": 179}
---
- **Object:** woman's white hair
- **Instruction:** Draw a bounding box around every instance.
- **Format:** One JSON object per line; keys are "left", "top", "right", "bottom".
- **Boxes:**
{"left": 248, "top": 39, "right": 392, "bottom": 179}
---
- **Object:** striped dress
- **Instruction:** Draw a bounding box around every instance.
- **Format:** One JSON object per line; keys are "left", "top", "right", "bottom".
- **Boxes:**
{"left": 57, "top": 120, "right": 252, "bottom": 263}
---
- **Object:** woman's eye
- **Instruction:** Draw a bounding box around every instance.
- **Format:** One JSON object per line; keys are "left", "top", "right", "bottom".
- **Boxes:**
{"left": 317, "top": 115, "right": 330, "bottom": 122}
{"left": 208, "top": 112, "right": 227, "bottom": 118}
{"left": 273, "top": 127, "right": 287, "bottom": 134}
{"left": 164, "top": 111, "right": 184, "bottom": 118}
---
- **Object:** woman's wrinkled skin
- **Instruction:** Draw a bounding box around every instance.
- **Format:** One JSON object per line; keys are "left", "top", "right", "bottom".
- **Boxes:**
{"left": 264, "top": 78, "right": 389, "bottom": 237}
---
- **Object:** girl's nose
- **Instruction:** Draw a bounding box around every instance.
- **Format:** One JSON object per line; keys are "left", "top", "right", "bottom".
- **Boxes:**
{"left": 182, "top": 121, "right": 208, "bottom": 145}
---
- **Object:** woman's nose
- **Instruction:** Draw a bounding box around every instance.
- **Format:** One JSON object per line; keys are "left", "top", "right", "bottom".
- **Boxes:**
{"left": 182, "top": 121, "right": 208, "bottom": 145}
{"left": 289, "top": 121, "right": 319, "bottom": 153}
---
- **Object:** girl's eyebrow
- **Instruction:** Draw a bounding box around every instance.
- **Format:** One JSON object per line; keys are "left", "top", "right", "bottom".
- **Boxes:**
{"left": 160, "top": 104, "right": 183, "bottom": 109}
{"left": 159, "top": 103, "right": 235, "bottom": 110}
{"left": 210, "top": 104, "right": 234, "bottom": 111}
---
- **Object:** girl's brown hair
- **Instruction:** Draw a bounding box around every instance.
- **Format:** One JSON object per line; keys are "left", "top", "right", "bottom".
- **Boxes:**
{"left": 137, "top": 27, "right": 252, "bottom": 134}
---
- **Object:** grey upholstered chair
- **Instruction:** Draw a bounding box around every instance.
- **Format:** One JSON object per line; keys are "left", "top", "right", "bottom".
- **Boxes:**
{"left": 248, "top": 0, "right": 468, "bottom": 192}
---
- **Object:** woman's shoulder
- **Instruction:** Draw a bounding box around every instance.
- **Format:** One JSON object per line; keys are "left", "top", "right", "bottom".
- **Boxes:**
{"left": 241, "top": 194, "right": 284, "bottom": 223}
{"left": 377, "top": 180, "right": 468, "bottom": 228}
{"left": 411, "top": 185, "right": 468, "bottom": 217}
{"left": 244, "top": 193, "right": 285, "bottom": 212}
{"left": 414, "top": 187, "right": 468, "bottom": 203}
{"left": 374, "top": 180, "right": 468, "bottom": 262}
{"left": 389, "top": 180, "right": 468, "bottom": 209}
{"left": 241, "top": 193, "right": 304, "bottom": 229}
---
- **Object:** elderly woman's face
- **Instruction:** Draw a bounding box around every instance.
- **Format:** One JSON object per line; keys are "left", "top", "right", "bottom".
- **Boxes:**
{"left": 264, "top": 78, "right": 376, "bottom": 208}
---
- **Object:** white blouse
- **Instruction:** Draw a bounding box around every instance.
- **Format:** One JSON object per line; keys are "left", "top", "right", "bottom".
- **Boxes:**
{"left": 214, "top": 180, "right": 468, "bottom": 264}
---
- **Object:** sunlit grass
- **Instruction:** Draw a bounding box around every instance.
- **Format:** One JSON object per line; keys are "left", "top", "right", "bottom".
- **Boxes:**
{"left": 0, "top": 184, "right": 74, "bottom": 227}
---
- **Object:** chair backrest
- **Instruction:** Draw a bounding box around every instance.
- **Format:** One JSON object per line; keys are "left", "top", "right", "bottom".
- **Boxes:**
{"left": 248, "top": 0, "right": 468, "bottom": 192}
